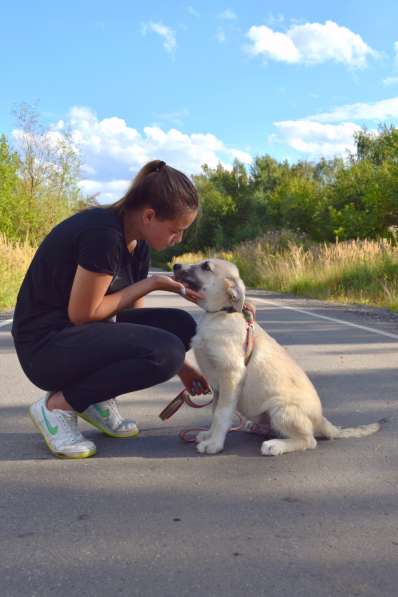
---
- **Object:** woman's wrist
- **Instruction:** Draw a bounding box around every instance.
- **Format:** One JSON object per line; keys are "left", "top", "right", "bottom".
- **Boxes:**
{"left": 146, "top": 275, "right": 158, "bottom": 293}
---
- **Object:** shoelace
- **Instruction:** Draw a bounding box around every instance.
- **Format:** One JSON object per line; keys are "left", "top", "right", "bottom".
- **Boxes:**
{"left": 57, "top": 410, "right": 85, "bottom": 443}
{"left": 106, "top": 399, "right": 124, "bottom": 427}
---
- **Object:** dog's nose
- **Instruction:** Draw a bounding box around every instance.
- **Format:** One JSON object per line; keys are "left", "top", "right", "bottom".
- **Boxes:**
{"left": 173, "top": 263, "right": 182, "bottom": 272}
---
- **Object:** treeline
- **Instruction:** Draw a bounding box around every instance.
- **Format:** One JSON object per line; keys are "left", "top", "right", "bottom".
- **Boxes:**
{"left": 1, "top": 106, "right": 397, "bottom": 259}
{"left": 162, "top": 124, "right": 397, "bottom": 265}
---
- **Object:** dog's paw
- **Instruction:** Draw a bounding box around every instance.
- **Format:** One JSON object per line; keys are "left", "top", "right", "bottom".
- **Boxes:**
{"left": 261, "top": 439, "right": 285, "bottom": 456}
{"left": 197, "top": 438, "right": 224, "bottom": 454}
{"left": 196, "top": 430, "right": 212, "bottom": 443}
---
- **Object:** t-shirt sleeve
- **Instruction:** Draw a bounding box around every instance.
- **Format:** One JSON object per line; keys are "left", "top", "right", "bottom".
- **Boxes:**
{"left": 136, "top": 241, "right": 151, "bottom": 281}
{"left": 77, "top": 227, "right": 123, "bottom": 275}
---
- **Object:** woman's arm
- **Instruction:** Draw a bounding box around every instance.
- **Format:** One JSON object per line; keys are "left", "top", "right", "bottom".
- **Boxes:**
{"left": 131, "top": 297, "right": 145, "bottom": 308}
{"left": 68, "top": 266, "right": 155, "bottom": 325}
{"left": 68, "top": 268, "right": 195, "bottom": 325}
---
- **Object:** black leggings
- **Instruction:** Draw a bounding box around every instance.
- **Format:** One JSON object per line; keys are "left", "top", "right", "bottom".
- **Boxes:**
{"left": 15, "top": 308, "right": 196, "bottom": 412}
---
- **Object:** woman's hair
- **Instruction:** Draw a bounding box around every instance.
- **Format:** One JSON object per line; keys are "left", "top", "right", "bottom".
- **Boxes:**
{"left": 107, "top": 160, "right": 199, "bottom": 220}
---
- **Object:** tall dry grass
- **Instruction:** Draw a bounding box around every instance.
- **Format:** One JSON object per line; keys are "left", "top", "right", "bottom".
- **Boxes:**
{"left": 0, "top": 234, "right": 35, "bottom": 310}
{"left": 172, "top": 234, "right": 398, "bottom": 312}
{"left": 2, "top": 233, "right": 397, "bottom": 312}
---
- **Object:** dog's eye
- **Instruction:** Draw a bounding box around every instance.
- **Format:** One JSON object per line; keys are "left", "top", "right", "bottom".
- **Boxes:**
{"left": 201, "top": 261, "right": 212, "bottom": 272}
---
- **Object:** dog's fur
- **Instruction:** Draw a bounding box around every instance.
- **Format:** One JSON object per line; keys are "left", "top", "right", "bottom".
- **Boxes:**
{"left": 174, "top": 258, "right": 380, "bottom": 456}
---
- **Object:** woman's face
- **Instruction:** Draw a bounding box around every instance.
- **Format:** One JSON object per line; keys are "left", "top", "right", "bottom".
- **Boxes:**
{"left": 145, "top": 209, "right": 198, "bottom": 251}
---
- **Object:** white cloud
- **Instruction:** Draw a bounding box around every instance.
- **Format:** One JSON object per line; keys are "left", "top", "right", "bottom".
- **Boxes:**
{"left": 219, "top": 9, "right": 237, "bottom": 20}
{"left": 271, "top": 95, "right": 398, "bottom": 159}
{"left": 246, "top": 20, "right": 378, "bottom": 68}
{"left": 272, "top": 120, "right": 361, "bottom": 158}
{"left": 79, "top": 179, "right": 131, "bottom": 203}
{"left": 141, "top": 21, "right": 176, "bottom": 54}
{"left": 383, "top": 77, "right": 398, "bottom": 87}
{"left": 54, "top": 107, "right": 252, "bottom": 202}
{"left": 307, "top": 96, "right": 398, "bottom": 123}
{"left": 246, "top": 25, "right": 299, "bottom": 63}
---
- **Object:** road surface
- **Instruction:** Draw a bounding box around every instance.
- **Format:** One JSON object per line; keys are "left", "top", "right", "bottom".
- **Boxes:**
{"left": 0, "top": 288, "right": 397, "bottom": 597}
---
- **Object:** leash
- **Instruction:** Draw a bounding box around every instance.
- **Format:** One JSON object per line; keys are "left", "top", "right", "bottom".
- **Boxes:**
{"left": 242, "top": 305, "right": 255, "bottom": 365}
{"left": 159, "top": 388, "right": 213, "bottom": 422}
{"left": 159, "top": 305, "right": 266, "bottom": 442}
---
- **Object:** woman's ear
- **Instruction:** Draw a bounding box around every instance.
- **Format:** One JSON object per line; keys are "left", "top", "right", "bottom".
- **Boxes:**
{"left": 224, "top": 277, "right": 245, "bottom": 312}
{"left": 142, "top": 208, "right": 156, "bottom": 224}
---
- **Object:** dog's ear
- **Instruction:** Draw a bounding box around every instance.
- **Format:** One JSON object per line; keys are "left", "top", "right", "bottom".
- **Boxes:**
{"left": 224, "top": 277, "right": 245, "bottom": 312}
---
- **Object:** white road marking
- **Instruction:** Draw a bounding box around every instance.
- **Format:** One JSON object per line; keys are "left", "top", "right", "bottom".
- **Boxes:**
{"left": 0, "top": 319, "right": 13, "bottom": 329}
{"left": 250, "top": 297, "right": 398, "bottom": 341}
{"left": 2, "top": 293, "right": 397, "bottom": 341}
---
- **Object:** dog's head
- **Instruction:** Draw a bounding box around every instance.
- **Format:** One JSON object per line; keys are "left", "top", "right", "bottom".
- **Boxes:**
{"left": 173, "top": 258, "right": 245, "bottom": 313}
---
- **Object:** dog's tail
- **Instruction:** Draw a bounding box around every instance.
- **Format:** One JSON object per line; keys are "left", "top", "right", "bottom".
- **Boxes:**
{"left": 316, "top": 416, "right": 381, "bottom": 439}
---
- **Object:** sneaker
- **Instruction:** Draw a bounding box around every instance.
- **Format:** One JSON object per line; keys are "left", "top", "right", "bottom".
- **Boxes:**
{"left": 78, "top": 399, "right": 139, "bottom": 438}
{"left": 29, "top": 394, "right": 96, "bottom": 459}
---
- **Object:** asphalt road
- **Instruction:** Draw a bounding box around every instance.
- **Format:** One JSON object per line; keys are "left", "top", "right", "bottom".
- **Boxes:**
{"left": 0, "top": 288, "right": 397, "bottom": 597}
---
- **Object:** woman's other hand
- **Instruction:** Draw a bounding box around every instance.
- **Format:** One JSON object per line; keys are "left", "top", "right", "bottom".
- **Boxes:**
{"left": 178, "top": 362, "right": 211, "bottom": 396}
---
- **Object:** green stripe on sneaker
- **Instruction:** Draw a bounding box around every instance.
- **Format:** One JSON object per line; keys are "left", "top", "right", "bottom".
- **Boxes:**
{"left": 95, "top": 404, "right": 110, "bottom": 418}
{"left": 41, "top": 406, "right": 58, "bottom": 435}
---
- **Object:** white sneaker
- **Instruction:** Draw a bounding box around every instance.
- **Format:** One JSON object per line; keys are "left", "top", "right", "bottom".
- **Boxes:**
{"left": 79, "top": 399, "right": 139, "bottom": 438}
{"left": 29, "top": 394, "right": 96, "bottom": 459}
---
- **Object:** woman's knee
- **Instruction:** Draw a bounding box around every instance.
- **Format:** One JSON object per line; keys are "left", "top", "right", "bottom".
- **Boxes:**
{"left": 153, "top": 333, "right": 186, "bottom": 379}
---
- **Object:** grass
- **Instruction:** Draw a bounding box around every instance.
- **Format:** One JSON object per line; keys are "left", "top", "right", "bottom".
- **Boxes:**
{"left": 0, "top": 234, "right": 36, "bottom": 311}
{"left": 170, "top": 235, "right": 398, "bottom": 313}
{"left": 1, "top": 232, "right": 397, "bottom": 313}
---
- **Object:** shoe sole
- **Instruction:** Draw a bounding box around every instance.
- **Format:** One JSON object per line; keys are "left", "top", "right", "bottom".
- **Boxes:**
{"left": 29, "top": 408, "right": 96, "bottom": 459}
{"left": 78, "top": 412, "right": 140, "bottom": 438}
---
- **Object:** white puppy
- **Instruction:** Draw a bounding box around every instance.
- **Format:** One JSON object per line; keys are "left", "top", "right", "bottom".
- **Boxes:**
{"left": 173, "top": 258, "right": 380, "bottom": 456}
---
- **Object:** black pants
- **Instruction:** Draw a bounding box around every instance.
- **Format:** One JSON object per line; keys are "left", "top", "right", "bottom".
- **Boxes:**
{"left": 14, "top": 308, "right": 197, "bottom": 412}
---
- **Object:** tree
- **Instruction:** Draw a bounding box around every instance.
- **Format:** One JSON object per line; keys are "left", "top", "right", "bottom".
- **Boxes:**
{"left": 354, "top": 125, "right": 398, "bottom": 165}
{"left": 12, "top": 102, "right": 82, "bottom": 242}
{"left": 0, "top": 134, "right": 21, "bottom": 239}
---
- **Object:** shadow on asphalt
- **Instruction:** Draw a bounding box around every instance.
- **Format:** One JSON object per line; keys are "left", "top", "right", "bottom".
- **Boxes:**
{"left": 1, "top": 363, "right": 396, "bottom": 462}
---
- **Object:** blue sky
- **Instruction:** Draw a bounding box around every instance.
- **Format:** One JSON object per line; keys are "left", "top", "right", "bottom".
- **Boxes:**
{"left": 2, "top": 0, "right": 398, "bottom": 201}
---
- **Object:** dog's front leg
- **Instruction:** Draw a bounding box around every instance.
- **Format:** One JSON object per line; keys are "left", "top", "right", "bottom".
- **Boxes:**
{"left": 196, "top": 388, "right": 219, "bottom": 443}
{"left": 197, "top": 373, "right": 243, "bottom": 455}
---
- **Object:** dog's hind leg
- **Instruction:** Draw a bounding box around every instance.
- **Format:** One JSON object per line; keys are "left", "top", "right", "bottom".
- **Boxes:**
{"left": 261, "top": 405, "right": 317, "bottom": 456}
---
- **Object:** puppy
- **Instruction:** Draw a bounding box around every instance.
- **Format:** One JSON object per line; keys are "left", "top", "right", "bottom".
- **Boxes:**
{"left": 173, "top": 258, "right": 380, "bottom": 456}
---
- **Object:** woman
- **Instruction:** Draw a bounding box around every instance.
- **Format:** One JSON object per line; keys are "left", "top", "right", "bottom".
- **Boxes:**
{"left": 12, "top": 159, "right": 210, "bottom": 459}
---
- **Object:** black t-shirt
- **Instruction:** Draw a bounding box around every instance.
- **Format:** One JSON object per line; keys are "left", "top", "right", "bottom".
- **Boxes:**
{"left": 12, "top": 207, "right": 150, "bottom": 346}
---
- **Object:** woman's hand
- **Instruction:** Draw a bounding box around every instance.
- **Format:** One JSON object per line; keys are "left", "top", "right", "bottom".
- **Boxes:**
{"left": 150, "top": 274, "right": 204, "bottom": 304}
{"left": 178, "top": 362, "right": 212, "bottom": 396}
{"left": 150, "top": 274, "right": 185, "bottom": 294}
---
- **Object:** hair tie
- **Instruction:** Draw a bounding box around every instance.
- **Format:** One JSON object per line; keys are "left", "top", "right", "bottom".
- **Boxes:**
{"left": 155, "top": 161, "right": 166, "bottom": 172}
